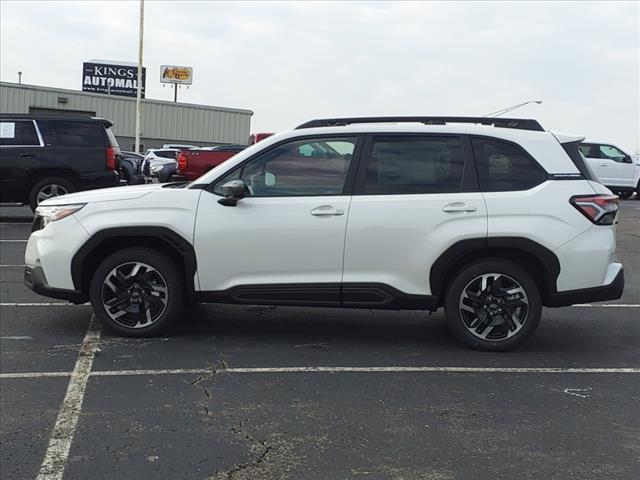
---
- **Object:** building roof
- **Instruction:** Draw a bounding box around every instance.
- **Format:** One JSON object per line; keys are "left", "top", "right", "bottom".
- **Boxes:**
{"left": 0, "top": 81, "right": 253, "bottom": 115}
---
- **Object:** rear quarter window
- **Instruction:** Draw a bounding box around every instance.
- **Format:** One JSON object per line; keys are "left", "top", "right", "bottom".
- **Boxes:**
{"left": 38, "top": 120, "right": 106, "bottom": 148}
{"left": 472, "top": 137, "right": 547, "bottom": 192}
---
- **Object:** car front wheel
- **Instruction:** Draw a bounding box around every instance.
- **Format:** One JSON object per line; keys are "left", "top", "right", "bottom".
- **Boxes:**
{"left": 90, "top": 247, "right": 184, "bottom": 336}
{"left": 444, "top": 259, "right": 542, "bottom": 351}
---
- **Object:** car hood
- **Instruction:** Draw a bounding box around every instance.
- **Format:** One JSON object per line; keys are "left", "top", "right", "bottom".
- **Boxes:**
{"left": 40, "top": 184, "right": 165, "bottom": 206}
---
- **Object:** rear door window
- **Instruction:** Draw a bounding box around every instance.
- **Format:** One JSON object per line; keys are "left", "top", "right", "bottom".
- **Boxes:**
{"left": 472, "top": 137, "right": 547, "bottom": 192}
{"left": 0, "top": 120, "right": 41, "bottom": 146}
{"left": 363, "top": 136, "right": 465, "bottom": 195}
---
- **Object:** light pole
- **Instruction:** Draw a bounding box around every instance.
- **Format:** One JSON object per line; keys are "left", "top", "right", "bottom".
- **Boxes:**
{"left": 134, "top": 0, "right": 144, "bottom": 153}
{"left": 483, "top": 100, "right": 542, "bottom": 118}
{"left": 17, "top": 71, "right": 22, "bottom": 84}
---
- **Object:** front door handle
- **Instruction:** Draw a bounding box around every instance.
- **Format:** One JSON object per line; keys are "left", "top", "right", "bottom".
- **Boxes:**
{"left": 311, "top": 205, "right": 344, "bottom": 216}
{"left": 19, "top": 153, "right": 34, "bottom": 158}
{"left": 600, "top": 163, "right": 607, "bottom": 167}
{"left": 442, "top": 202, "right": 477, "bottom": 213}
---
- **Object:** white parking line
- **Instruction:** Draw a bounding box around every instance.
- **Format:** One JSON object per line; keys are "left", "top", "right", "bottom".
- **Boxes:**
{"left": 0, "top": 264, "right": 25, "bottom": 267}
{"left": 1, "top": 302, "right": 637, "bottom": 308}
{"left": 35, "top": 316, "right": 101, "bottom": 480}
{"left": 0, "top": 239, "right": 27, "bottom": 242}
{"left": 0, "top": 303, "right": 88, "bottom": 307}
{"left": 2, "top": 366, "right": 639, "bottom": 379}
{"left": 572, "top": 304, "right": 640, "bottom": 308}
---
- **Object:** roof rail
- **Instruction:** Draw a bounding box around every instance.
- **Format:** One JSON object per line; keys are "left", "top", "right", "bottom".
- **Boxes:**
{"left": 296, "top": 116, "right": 545, "bottom": 132}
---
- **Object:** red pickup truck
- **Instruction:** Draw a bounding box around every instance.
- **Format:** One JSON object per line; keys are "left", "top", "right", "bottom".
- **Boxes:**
{"left": 176, "top": 132, "right": 273, "bottom": 181}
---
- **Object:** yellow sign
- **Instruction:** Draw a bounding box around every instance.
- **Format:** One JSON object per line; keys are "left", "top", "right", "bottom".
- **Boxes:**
{"left": 160, "top": 65, "right": 193, "bottom": 85}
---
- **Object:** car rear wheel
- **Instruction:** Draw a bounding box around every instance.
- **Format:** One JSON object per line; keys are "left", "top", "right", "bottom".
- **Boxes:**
{"left": 29, "top": 176, "right": 76, "bottom": 211}
{"left": 444, "top": 259, "right": 542, "bottom": 351}
{"left": 90, "top": 247, "right": 184, "bottom": 336}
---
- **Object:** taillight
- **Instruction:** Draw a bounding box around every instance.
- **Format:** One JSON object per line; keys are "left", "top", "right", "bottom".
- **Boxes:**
{"left": 178, "top": 153, "right": 188, "bottom": 171}
{"left": 106, "top": 146, "right": 117, "bottom": 171}
{"left": 570, "top": 194, "right": 619, "bottom": 225}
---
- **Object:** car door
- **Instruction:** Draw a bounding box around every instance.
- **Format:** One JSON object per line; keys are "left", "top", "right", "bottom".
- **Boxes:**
{"left": 193, "top": 135, "right": 360, "bottom": 305}
{"left": 342, "top": 134, "right": 487, "bottom": 299}
{"left": 596, "top": 144, "right": 635, "bottom": 188}
{"left": 0, "top": 119, "right": 44, "bottom": 202}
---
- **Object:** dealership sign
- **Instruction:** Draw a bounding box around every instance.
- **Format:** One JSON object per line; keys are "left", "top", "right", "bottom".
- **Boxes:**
{"left": 160, "top": 65, "right": 193, "bottom": 85}
{"left": 82, "top": 61, "right": 146, "bottom": 98}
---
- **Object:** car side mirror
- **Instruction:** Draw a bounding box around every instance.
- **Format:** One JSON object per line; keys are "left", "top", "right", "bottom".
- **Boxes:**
{"left": 623, "top": 154, "right": 633, "bottom": 164}
{"left": 218, "top": 179, "right": 246, "bottom": 206}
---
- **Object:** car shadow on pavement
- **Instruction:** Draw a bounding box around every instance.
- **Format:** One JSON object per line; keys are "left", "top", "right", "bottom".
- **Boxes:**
{"left": 145, "top": 303, "right": 639, "bottom": 359}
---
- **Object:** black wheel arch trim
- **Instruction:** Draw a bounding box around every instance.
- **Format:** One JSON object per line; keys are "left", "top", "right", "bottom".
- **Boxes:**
{"left": 71, "top": 226, "right": 197, "bottom": 300}
{"left": 429, "top": 237, "right": 561, "bottom": 306}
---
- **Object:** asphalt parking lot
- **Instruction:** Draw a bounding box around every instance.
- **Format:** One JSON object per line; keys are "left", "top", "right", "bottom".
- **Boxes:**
{"left": 1, "top": 203, "right": 639, "bottom": 480}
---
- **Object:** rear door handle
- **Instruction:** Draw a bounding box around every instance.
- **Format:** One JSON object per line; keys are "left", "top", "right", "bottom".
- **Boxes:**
{"left": 19, "top": 153, "right": 34, "bottom": 158}
{"left": 442, "top": 202, "right": 477, "bottom": 213}
{"left": 600, "top": 163, "right": 607, "bottom": 167}
{"left": 311, "top": 205, "right": 344, "bottom": 216}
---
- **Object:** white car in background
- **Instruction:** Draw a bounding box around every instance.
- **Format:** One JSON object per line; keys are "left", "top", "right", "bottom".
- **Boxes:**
{"left": 141, "top": 148, "right": 179, "bottom": 183}
{"left": 579, "top": 142, "right": 640, "bottom": 199}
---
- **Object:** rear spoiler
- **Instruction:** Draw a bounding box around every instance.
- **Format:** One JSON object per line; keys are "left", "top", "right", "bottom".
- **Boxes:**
{"left": 92, "top": 117, "right": 114, "bottom": 128}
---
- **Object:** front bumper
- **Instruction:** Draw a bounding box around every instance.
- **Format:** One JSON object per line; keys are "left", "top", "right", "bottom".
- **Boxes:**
{"left": 546, "top": 267, "right": 624, "bottom": 307}
{"left": 24, "top": 266, "right": 85, "bottom": 303}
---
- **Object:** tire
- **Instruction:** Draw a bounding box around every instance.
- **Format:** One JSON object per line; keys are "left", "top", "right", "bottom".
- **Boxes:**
{"left": 616, "top": 191, "right": 632, "bottom": 200}
{"left": 29, "top": 176, "right": 76, "bottom": 211}
{"left": 90, "top": 247, "right": 184, "bottom": 337}
{"left": 444, "top": 259, "right": 542, "bottom": 351}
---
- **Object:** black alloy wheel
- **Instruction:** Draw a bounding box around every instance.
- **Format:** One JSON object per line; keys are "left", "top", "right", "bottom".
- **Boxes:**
{"left": 444, "top": 259, "right": 542, "bottom": 351}
{"left": 90, "top": 247, "right": 184, "bottom": 336}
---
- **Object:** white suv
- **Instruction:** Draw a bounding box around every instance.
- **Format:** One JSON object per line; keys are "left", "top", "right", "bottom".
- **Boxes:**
{"left": 579, "top": 141, "right": 640, "bottom": 199}
{"left": 24, "top": 117, "right": 624, "bottom": 351}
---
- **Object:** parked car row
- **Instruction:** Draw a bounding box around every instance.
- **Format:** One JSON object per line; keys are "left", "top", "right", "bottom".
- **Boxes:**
{"left": 0, "top": 113, "right": 637, "bottom": 214}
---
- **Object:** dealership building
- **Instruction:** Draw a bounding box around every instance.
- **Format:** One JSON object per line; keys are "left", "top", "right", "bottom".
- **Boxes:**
{"left": 0, "top": 81, "right": 253, "bottom": 151}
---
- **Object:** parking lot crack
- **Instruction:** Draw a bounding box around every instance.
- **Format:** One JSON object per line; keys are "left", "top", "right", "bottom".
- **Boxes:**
{"left": 190, "top": 360, "right": 227, "bottom": 420}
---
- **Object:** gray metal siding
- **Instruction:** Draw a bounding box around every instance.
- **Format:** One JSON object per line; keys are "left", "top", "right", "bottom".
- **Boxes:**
{"left": 1, "top": 82, "right": 252, "bottom": 145}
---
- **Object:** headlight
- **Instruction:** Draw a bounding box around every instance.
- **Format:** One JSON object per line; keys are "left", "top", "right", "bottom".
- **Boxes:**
{"left": 150, "top": 164, "right": 165, "bottom": 173}
{"left": 35, "top": 204, "right": 86, "bottom": 226}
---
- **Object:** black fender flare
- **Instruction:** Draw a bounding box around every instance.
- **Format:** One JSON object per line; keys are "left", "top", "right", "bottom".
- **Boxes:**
{"left": 429, "top": 237, "right": 561, "bottom": 303}
{"left": 71, "top": 226, "right": 197, "bottom": 297}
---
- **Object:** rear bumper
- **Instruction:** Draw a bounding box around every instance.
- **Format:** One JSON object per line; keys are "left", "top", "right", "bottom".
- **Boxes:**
{"left": 546, "top": 267, "right": 624, "bottom": 307}
{"left": 24, "top": 266, "right": 85, "bottom": 303}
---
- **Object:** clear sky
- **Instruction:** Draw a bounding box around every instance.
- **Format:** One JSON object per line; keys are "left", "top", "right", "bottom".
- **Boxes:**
{"left": 1, "top": 1, "right": 638, "bottom": 152}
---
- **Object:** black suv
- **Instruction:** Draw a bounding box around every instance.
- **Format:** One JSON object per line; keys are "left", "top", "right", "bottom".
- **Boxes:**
{"left": 0, "top": 114, "right": 123, "bottom": 210}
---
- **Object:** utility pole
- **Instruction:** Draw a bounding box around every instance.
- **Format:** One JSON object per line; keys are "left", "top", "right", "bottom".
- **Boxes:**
{"left": 174, "top": 83, "right": 178, "bottom": 103}
{"left": 134, "top": 0, "right": 144, "bottom": 153}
